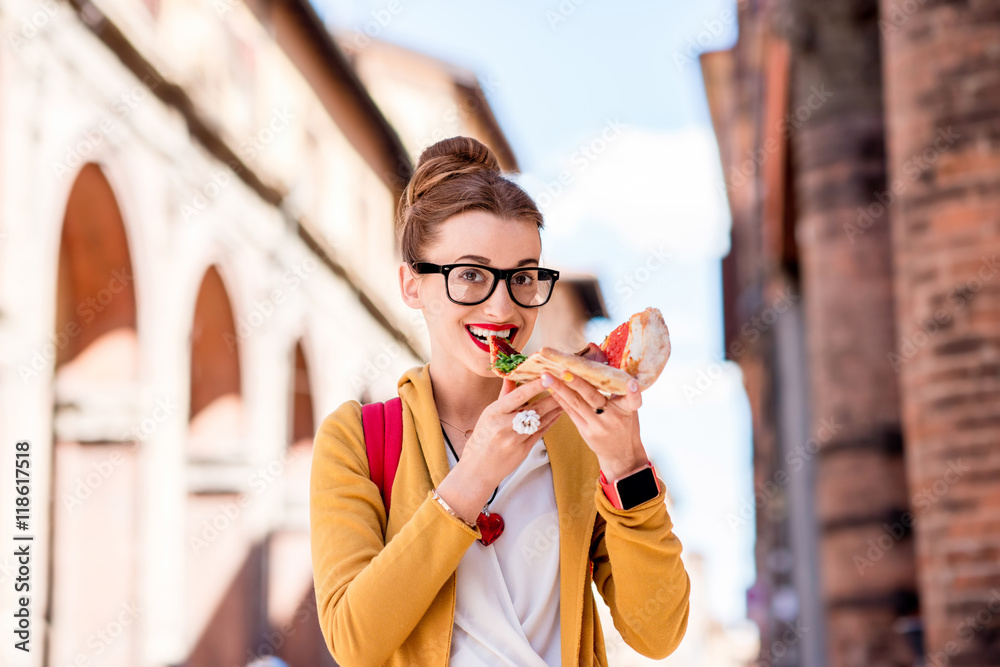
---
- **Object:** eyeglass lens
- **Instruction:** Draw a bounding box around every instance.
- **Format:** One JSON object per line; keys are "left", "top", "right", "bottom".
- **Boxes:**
{"left": 447, "top": 266, "right": 555, "bottom": 307}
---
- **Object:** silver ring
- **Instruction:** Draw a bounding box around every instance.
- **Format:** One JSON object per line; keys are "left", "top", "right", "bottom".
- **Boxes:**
{"left": 594, "top": 397, "right": 610, "bottom": 415}
{"left": 512, "top": 409, "right": 541, "bottom": 435}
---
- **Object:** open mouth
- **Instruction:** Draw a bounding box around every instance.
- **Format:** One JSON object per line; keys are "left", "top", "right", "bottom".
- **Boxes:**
{"left": 465, "top": 324, "right": 517, "bottom": 352}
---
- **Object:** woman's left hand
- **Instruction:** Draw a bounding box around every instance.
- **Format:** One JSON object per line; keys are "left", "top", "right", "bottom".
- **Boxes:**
{"left": 540, "top": 371, "right": 648, "bottom": 481}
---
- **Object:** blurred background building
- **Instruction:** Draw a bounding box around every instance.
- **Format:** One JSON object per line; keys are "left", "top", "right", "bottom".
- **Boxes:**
{"left": 0, "top": 0, "right": 753, "bottom": 665}
{"left": 0, "top": 0, "right": 424, "bottom": 663}
{"left": 703, "top": 0, "right": 1000, "bottom": 665}
{"left": 12, "top": 0, "right": 998, "bottom": 665}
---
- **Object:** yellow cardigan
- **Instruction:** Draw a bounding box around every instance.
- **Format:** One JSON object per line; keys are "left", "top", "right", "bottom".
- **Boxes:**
{"left": 310, "top": 363, "right": 690, "bottom": 666}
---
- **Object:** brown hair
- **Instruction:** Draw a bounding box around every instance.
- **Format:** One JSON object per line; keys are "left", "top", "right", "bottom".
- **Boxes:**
{"left": 396, "top": 136, "right": 544, "bottom": 265}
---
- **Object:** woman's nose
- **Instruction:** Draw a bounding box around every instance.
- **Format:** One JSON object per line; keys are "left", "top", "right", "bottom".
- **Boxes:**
{"left": 483, "top": 279, "right": 516, "bottom": 317}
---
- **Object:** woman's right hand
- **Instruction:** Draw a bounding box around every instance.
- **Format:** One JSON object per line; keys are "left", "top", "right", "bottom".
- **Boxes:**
{"left": 435, "top": 376, "right": 563, "bottom": 524}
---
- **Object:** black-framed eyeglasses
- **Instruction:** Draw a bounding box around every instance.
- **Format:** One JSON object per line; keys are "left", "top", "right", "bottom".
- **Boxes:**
{"left": 410, "top": 262, "right": 560, "bottom": 308}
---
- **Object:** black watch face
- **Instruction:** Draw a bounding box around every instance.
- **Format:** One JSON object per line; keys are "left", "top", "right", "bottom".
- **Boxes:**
{"left": 617, "top": 467, "right": 659, "bottom": 510}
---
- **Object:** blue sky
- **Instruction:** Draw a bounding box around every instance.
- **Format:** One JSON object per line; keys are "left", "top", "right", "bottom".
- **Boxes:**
{"left": 312, "top": 0, "right": 755, "bottom": 625}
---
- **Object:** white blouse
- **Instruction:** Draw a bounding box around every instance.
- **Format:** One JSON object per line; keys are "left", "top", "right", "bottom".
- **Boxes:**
{"left": 444, "top": 435, "right": 562, "bottom": 666}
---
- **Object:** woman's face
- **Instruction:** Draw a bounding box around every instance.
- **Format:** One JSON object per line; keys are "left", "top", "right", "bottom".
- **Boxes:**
{"left": 401, "top": 210, "right": 543, "bottom": 379}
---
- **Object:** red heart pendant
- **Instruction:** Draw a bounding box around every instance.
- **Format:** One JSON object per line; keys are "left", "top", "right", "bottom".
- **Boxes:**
{"left": 476, "top": 512, "right": 505, "bottom": 546}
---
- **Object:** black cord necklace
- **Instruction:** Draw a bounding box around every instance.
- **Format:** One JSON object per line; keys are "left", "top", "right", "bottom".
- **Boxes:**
{"left": 441, "top": 426, "right": 498, "bottom": 506}
{"left": 441, "top": 425, "right": 504, "bottom": 545}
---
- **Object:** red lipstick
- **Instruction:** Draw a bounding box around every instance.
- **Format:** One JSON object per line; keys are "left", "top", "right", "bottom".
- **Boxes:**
{"left": 464, "top": 323, "right": 518, "bottom": 352}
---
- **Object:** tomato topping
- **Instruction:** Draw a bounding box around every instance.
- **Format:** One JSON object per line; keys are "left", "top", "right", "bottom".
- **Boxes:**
{"left": 490, "top": 335, "right": 519, "bottom": 357}
{"left": 601, "top": 321, "right": 629, "bottom": 369}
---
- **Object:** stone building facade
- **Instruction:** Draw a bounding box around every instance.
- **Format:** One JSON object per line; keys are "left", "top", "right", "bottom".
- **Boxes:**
{"left": 0, "top": 1, "right": 601, "bottom": 666}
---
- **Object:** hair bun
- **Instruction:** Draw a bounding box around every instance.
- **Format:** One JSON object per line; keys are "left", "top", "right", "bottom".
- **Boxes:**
{"left": 395, "top": 135, "right": 542, "bottom": 264}
{"left": 406, "top": 137, "right": 501, "bottom": 207}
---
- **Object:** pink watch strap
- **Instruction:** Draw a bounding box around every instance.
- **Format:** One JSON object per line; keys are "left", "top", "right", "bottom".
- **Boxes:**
{"left": 599, "top": 469, "right": 623, "bottom": 509}
{"left": 599, "top": 460, "right": 659, "bottom": 510}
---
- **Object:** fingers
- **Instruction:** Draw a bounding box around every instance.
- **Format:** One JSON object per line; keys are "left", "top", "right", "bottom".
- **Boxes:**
{"left": 541, "top": 375, "right": 586, "bottom": 422}
{"left": 616, "top": 380, "right": 642, "bottom": 412}
{"left": 499, "top": 377, "right": 517, "bottom": 398}
{"left": 520, "top": 393, "right": 561, "bottom": 415}
{"left": 543, "top": 371, "right": 644, "bottom": 421}
{"left": 548, "top": 389, "right": 588, "bottom": 426}
{"left": 497, "top": 377, "right": 548, "bottom": 411}
{"left": 541, "top": 371, "right": 604, "bottom": 412}
{"left": 531, "top": 407, "right": 563, "bottom": 439}
{"left": 509, "top": 396, "right": 562, "bottom": 433}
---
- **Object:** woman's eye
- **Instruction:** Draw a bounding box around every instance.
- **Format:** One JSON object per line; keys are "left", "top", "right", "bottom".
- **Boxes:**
{"left": 459, "top": 269, "right": 485, "bottom": 282}
{"left": 513, "top": 273, "right": 534, "bottom": 286}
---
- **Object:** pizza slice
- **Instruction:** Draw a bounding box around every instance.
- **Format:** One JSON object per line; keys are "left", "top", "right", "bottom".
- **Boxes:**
{"left": 488, "top": 307, "right": 671, "bottom": 394}
{"left": 489, "top": 334, "right": 528, "bottom": 378}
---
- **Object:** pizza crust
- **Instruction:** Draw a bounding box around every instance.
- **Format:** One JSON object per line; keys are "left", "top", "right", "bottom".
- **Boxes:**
{"left": 506, "top": 347, "right": 640, "bottom": 395}
{"left": 632, "top": 308, "right": 671, "bottom": 388}
{"left": 506, "top": 308, "right": 671, "bottom": 395}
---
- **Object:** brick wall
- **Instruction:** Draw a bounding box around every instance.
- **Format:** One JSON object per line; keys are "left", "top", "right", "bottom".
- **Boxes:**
{"left": 880, "top": 1, "right": 1000, "bottom": 663}
{"left": 786, "top": 0, "right": 919, "bottom": 663}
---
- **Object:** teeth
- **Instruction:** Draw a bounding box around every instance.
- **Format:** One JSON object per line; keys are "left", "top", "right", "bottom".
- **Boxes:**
{"left": 468, "top": 325, "right": 512, "bottom": 340}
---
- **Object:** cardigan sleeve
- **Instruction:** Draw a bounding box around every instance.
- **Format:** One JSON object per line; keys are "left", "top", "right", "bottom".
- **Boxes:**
{"left": 310, "top": 399, "right": 480, "bottom": 666}
{"left": 588, "top": 474, "right": 691, "bottom": 659}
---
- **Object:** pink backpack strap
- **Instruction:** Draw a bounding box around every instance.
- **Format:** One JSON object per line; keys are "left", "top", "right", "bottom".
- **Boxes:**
{"left": 382, "top": 397, "right": 403, "bottom": 512}
{"left": 361, "top": 397, "right": 403, "bottom": 514}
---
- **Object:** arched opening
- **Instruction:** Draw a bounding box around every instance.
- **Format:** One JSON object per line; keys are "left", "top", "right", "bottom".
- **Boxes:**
{"left": 185, "top": 266, "right": 266, "bottom": 667}
{"left": 289, "top": 340, "right": 315, "bottom": 450}
{"left": 187, "top": 266, "right": 243, "bottom": 461}
{"left": 50, "top": 163, "right": 141, "bottom": 667}
{"left": 54, "top": 164, "right": 139, "bottom": 386}
{"left": 270, "top": 339, "right": 331, "bottom": 667}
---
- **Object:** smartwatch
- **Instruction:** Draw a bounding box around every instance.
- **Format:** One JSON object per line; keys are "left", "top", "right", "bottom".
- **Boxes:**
{"left": 600, "top": 461, "right": 661, "bottom": 510}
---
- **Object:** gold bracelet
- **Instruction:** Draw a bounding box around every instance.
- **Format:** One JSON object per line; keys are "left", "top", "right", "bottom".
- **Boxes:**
{"left": 432, "top": 488, "right": 477, "bottom": 530}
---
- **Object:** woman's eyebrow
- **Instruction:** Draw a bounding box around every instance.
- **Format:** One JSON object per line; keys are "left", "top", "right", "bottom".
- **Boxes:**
{"left": 456, "top": 254, "right": 538, "bottom": 267}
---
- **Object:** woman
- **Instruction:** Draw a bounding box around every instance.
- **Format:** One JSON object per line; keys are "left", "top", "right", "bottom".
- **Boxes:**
{"left": 310, "top": 136, "right": 690, "bottom": 666}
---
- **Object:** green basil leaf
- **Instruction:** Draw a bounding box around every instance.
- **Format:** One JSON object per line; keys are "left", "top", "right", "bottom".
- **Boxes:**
{"left": 492, "top": 351, "right": 528, "bottom": 374}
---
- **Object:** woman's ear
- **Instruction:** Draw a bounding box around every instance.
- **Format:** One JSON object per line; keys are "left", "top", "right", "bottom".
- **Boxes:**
{"left": 399, "top": 262, "right": 423, "bottom": 309}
